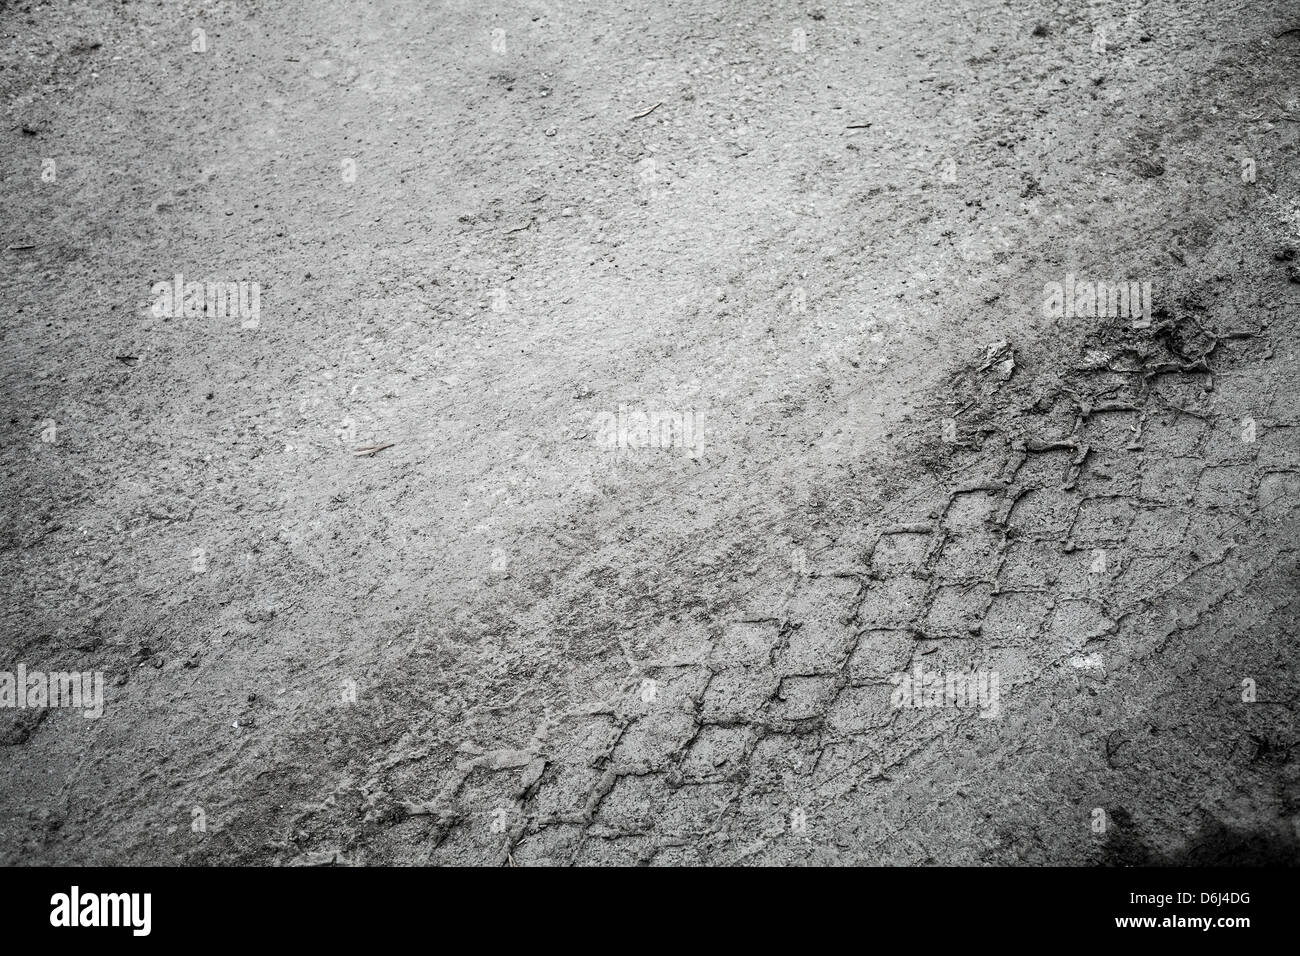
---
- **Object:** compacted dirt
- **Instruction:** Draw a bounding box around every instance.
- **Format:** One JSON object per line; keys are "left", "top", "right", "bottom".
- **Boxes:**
{"left": 2, "top": 0, "right": 1299, "bottom": 865}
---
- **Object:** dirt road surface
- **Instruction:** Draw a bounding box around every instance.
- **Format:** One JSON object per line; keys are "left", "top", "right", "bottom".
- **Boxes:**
{"left": 2, "top": 0, "right": 1299, "bottom": 865}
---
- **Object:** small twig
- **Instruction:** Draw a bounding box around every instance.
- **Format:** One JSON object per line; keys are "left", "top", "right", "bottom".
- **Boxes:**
{"left": 1151, "top": 391, "right": 1210, "bottom": 420}
{"left": 1104, "top": 730, "right": 1128, "bottom": 767}
{"left": 1020, "top": 437, "right": 1079, "bottom": 453}
{"left": 845, "top": 123, "right": 872, "bottom": 129}
{"left": 352, "top": 443, "right": 394, "bottom": 457}
{"left": 1274, "top": 27, "right": 1300, "bottom": 38}
{"left": 6, "top": 243, "right": 37, "bottom": 251}
{"left": 629, "top": 101, "right": 662, "bottom": 120}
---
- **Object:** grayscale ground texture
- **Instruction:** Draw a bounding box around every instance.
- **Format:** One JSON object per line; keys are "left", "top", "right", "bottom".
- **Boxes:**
{"left": 2, "top": 0, "right": 1299, "bottom": 867}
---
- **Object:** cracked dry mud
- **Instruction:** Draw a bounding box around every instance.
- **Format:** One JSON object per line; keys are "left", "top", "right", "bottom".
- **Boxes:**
{"left": 1, "top": 0, "right": 1299, "bottom": 866}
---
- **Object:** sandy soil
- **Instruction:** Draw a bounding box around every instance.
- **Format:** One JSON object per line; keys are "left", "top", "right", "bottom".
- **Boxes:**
{"left": 2, "top": 0, "right": 1299, "bottom": 865}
